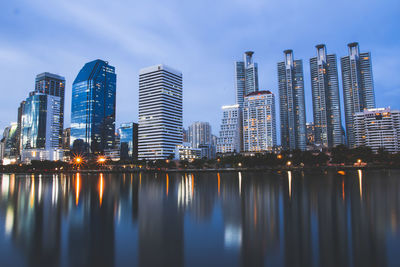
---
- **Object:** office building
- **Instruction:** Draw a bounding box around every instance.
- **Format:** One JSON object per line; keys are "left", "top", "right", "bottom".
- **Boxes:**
{"left": 341, "top": 42, "right": 375, "bottom": 148}
{"left": 235, "top": 51, "right": 259, "bottom": 108}
{"left": 174, "top": 142, "right": 201, "bottom": 160}
{"left": 188, "top": 122, "right": 212, "bottom": 148}
{"left": 138, "top": 64, "right": 183, "bottom": 160}
{"left": 243, "top": 91, "right": 277, "bottom": 152}
{"left": 217, "top": 104, "right": 242, "bottom": 153}
{"left": 35, "top": 72, "right": 65, "bottom": 147}
{"left": 310, "top": 44, "right": 343, "bottom": 148}
{"left": 16, "top": 100, "right": 26, "bottom": 156}
{"left": 70, "top": 59, "right": 116, "bottom": 155}
{"left": 278, "top": 50, "right": 307, "bottom": 151}
{"left": 20, "top": 92, "right": 61, "bottom": 162}
{"left": 354, "top": 108, "right": 400, "bottom": 153}
{"left": 118, "top": 122, "right": 138, "bottom": 160}
{"left": 1, "top": 123, "right": 18, "bottom": 164}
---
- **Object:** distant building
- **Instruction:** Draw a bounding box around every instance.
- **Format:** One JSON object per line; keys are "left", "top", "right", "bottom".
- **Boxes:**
{"left": 1, "top": 123, "right": 18, "bottom": 164}
{"left": 243, "top": 91, "right": 277, "bottom": 152}
{"left": 70, "top": 59, "right": 116, "bottom": 155}
{"left": 174, "top": 142, "right": 201, "bottom": 160}
{"left": 278, "top": 49, "right": 307, "bottom": 151}
{"left": 20, "top": 92, "right": 62, "bottom": 162}
{"left": 188, "top": 122, "right": 212, "bottom": 148}
{"left": 138, "top": 64, "right": 183, "bottom": 160}
{"left": 62, "top": 128, "right": 71, "bottom": 150}
{"left": 16, "top": 100, "right": 26, "bottom": 157}
{"left": 183, "top": 128, "right": 189, "bottom": 143}
{"left": 235, "top": 51, "right": 259, "bottom": 108}
{"left": 199, "top": 144, "right": 216, "bottom": 159}
{"left": 341, "top": 42, "right": 375, "bottom": 148}
{"left": 35, "top": 72, "right": 66, "bottom": 148}
{"left": 354, "top": 108, "right": 400, "bottom": 153}
{"left": 217, "top": 104, "right": 242, "bottom": 153}
{"left": 118, "top": 122, "right": 138, "bottom": 160}
{"left": 310, "top": 44, "right": 343, "bottom": 148}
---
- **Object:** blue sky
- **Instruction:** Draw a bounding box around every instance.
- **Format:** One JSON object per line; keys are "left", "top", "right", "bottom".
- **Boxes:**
{"left": 0, "top": 0, "right": 399, "bottom": 140}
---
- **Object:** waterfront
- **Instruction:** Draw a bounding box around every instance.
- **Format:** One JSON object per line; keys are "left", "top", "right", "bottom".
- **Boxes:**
{"left": 0, "top": 170, "right": 399, "bottom": 267}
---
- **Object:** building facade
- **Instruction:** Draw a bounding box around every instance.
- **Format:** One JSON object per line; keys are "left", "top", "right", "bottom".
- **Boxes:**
{"left": 138, "top": 64, "right": 183, "bottom": 160}
{"left": 243, "top": 91, "right": 277, "bottom": 152}
{"left": 278, "top": 50, "right": 307, "bottom": 151}
{"left": 118, "top": 122, "right": 138, "bottom": 160}
{"left": 354, "top": 108, "right": 400, "bottom": 153}
{"left": 70, "top": 59, "right": 116, "bottom": 155}
{"left": 188, "top": 122, "right": 212, "bottom": 148}
{"left": 310, "top": 44, "right": 342, "bottom": 148}
{"left": 341, "top": 42, "right": 375, "bottom": 148}
{"left": 35, "top": 72, "right": 65, "bottom": 148}
{"left": 217, "top": 104, "right": 242, "bottom": 153}
{"left": 235, "top": 51, "right": 259, "bottom": 108}
{"left": 174, "top": 142, "right": 201, "bottom": 161}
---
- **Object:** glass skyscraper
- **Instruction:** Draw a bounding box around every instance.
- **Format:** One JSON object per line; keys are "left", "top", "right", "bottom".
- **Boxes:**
{"left": 341, "top": 42, "right": 375, "bottom": 148}
{"left": 310, "top": 44, "right": 343, "bottom": 148}
{"left": 138, "top": 64, "right": 183, "bottom": 160}
{"left": 235, "top": 51, "right": 259, "bottom": 108}
{"left": 278, "top": 50, "right": 306, "bottom": 151}
{"left": 118, "top": 122, "right": 138, "bottom": 160}
{"left": 35, "top": 72, "right": 65, "bottom": 148}
{"left": 70, "top": 59, "right": 116, "bottom": 155}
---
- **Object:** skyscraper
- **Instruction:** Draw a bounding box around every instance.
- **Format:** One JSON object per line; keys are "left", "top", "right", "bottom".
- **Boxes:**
{"left": 138, "top": 64, "right": 183, "bottom": 160}
{"left": 243, "top": 91, "right": 277, "bottom": 152}
{"left": 310, "top": 44, "right": 342, "bottom": 148}
{"left": 188, "top": 122, "right": 212, "bottom": 148}
{"left": 35, "top": 72, "right": 65, "bottom": 147}
{"left": 341, "top": 42, "right": 375, "bottom": 148}
{"left": 70, "top": 60, "right": 116, "bottom": 155}
{"left": 217, "top": 104, "right": 242, "bottom": 153}
{"left": 20, "top": 92, "right": 61, "bottom": 161}
{"left": 278, "top": 50, "right": 307, "bottom": 151}
{"left": 235, "top": 51, "right": 259, "bottom": 108}
{"left": 118, "top": 122, "right": 138, "bottom": 160}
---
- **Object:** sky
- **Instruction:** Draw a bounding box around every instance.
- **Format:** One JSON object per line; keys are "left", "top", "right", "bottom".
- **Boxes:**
{"left": 0, "top": 0, "right": 399, "bottom": 141}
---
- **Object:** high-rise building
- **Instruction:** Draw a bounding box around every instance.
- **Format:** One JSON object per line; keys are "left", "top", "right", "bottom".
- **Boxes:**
{"left": 138, "top": 64, "right": 183, "bottom": 160}
{"left": 278, "top": 50, "right": 307, "bottom": 151}
{"left": 306, "top": 122, "right": 315, "bottom": 146}
{"left": 35, "top": 72, "right": 65, "bottom": 147}
{"left": 62, "top": 128, "right": 71, "bottom": 150}
{"left": 341, "top": 42, "right": 375, "bottom": 148}
{"left": 188, "top": 122, "right": 212, "bottom": 148}
{"left": 354, "top": 108, "right": 400, "bottom": 153}
{"left": 16, "top": 100, "right": 26, "bottom": 156}
{"left": 235, "top": 51, "right": 259, "bottom": 108}
{"left": 243, "top": 91, "right": 277, "bottom": 152}
{"left": 20, "top": 93, "right": 61, "bottom": 161}
{"left": 118, "top": 122, "right": 138, "bottom": 160}
{"left": 217, "top": 104, "right": 242, "bottom": 153}
{"left": 70, "top": 59, "right": 116, "bottom": 155}
{"left": 310, "top": 44, "right": 343, "bottom": 148}
{"left": 1, "top": 123, "right": 18, "bottom": 164}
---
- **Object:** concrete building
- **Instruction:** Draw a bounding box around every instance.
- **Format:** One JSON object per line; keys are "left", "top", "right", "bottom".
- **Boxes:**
{"left": 188, "top": 122, "right": 212, "bottom": 148}
{"left": 235, "top": 51, "right": 259, "bottom": 108}
{"left": 243, "top": 91, "right": 277, "bottom": 152}
{"left": 138, "top": 64, "right": 183, "bottom": 160}
{"left": 354, "top": 108, "right": 400, "bottom": 153}
{"left": 217, "top": 104, "right": 242, "bottom": 153}
{"left": 174, "top": 142, "right": 201, "bottom": 160}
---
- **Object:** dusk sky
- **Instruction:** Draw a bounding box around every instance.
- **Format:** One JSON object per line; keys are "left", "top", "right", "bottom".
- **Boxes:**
{"left": 1, "top": 0, "right": 399, "bottom": 140}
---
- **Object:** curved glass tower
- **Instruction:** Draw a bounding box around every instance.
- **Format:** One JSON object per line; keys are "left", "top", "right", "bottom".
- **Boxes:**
{"left": 70, "top": 59, "right": 116, "bottom": 155}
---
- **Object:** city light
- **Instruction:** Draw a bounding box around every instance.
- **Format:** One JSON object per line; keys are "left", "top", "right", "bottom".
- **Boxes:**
{"left": 286, "top": 161, "right": 292, "bottom": 166}
{"left": 97, "top": 156, "right": 106, "bottom": 164}
{"left": 277, "top": 154, "right": 282, "bottom": 159}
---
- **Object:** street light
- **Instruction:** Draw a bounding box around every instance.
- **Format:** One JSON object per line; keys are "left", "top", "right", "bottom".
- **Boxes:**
{"left": 97, "top": 156, "right": 106, "bottom": 164}
{"left": 238, "top": 162, "right": 242, "bottom": 167}
{"left": 277, "top": 154, "right": 282, "bottom": 159}
{"left": 286, "top": 161, "right": 292, "bottom": 166}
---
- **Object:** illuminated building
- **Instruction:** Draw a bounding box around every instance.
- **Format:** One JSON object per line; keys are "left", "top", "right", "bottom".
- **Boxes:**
{"left": 174, "top": 142, "right": 201, "bottom": 160}
{"left": 235, "top": 51, "right": 259, "bottom": 108}
{"left": 217, "top": 104, "right": 242, "bottom": 153}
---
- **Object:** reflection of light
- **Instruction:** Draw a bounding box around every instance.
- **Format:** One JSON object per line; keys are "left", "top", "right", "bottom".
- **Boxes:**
{"left": 139, "top": 173, "right": 142, "bottom": 186}
{"left": 1, "top": 174, "right": 10, "bottom": 196}
{"left": 5, "top": 206, "right": 14, "bottom": 236}
{"left": 288, "top": 171, "right": 292, "bottom": 199}
{"left": 358, "top": 169, "right": 362, "bottom": 199}
{"left": 38, "top": 177, "right": 42, "bottom": 202}
{"left": 177, "top": 174, "right": 193, "bottom": 208}
{"left": 217, "top": 173, "right": 221, "bottom": 196}
{"left": 76, "top": 173, "right": 81, "bottom": 206}
{"left": 191, "top": 174, "right": 194, "bottom": 197}
{"left": 224, "top": 225, "right": 242, "bottom": 249}
{"left": 342, "top": 179, "right": 345, "bottom": 201}
{"left": 166, "top": 174, "right": 169, "bottom": 197}
{"left": 52, "top": 175, "right": 59, "bottom": 205}
{"left": 30, "top": 176, "right": 35, "bottom": 208}
{"left": 99, "top": 173, "right": 104, "bottom": 206}
{"left": 9, "top": 174, "right": 15, "bottom": 195}
{"left": 238, "top": 172, "right": 242, "bottom": 196}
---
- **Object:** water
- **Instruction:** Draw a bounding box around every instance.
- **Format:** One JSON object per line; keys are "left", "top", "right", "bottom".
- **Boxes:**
{"left": 0, "top": 170, "right": 399, "bottom": 267}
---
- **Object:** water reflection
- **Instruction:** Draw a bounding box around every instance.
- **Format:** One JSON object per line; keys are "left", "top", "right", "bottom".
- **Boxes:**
{"left": 0, "top": 170, "right": 399, "bottom": 267}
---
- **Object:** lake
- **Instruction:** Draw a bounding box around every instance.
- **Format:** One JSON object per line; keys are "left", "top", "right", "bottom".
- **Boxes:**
{"left": 0, "top": 169, "right": 399, "bottom": 267}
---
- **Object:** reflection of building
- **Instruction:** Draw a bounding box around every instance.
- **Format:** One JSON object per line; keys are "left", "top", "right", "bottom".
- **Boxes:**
{"left": 341, "top": 42, "right": 375, "bottom": 148}
{"left": 235, "top": 51, "right": 259, "bottom": 108}
{"left": 138, "top": 64, "right": 183, "bottom": 160}
{"left": 71, "top": 59, "right": 116, "bottom": 155}
{"left": 217, "top": 104, "right": 242, "bottom": 153}
{"left": 310, "top": 44, "right": 343, "bottom": 148}
{"left": 243, "top": 91, "right": 277, "bottom": 152}
{"left": 278, "top": 49, "right": 307, "bottom": 151}
{"left": 174, "top": 142, "right": 201, "bottom": 160}
{"left": 354, "top": 108, "right": 400, "bottom": 152}
{"left": 118, "top": 122, "right": 138, "bottom": 160}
